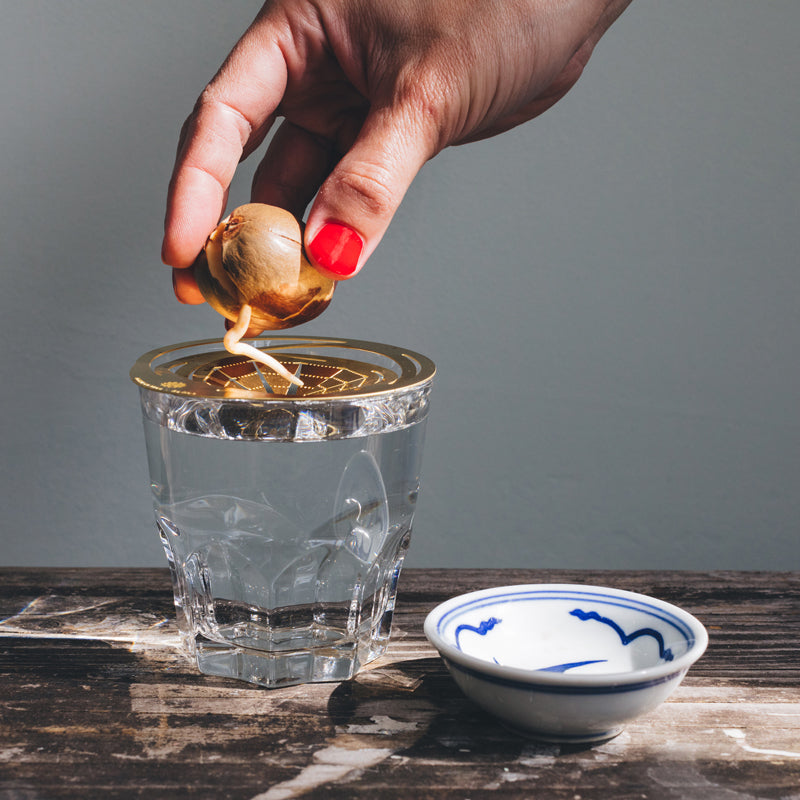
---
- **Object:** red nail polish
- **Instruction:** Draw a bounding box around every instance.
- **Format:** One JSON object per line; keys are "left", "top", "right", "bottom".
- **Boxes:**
{"left": 308, "top": 223, "right": 363, "bottom": 277}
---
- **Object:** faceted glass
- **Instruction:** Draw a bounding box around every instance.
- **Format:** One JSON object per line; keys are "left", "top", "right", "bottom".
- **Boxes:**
{"left": 132, "top": 336, "right": 434, "bottom": 688}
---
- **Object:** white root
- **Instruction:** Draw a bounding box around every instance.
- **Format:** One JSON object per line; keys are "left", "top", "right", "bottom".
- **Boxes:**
{"left": 223, "top": 304, "right": 304, "bottom": 388}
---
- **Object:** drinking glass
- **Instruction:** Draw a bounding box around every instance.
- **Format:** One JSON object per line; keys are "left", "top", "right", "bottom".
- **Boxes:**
{"left": 131, "top": 336, "right": 434, "bottom": 688}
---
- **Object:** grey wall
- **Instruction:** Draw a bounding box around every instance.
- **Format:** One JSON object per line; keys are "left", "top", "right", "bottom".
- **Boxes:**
{"left": 2, "top": 1, "right": 798, "bottom": 570}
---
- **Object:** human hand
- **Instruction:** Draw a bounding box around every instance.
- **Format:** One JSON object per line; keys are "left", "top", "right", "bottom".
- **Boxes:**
{"left": 164, "top": 0, "right": 632, "bottom": 305}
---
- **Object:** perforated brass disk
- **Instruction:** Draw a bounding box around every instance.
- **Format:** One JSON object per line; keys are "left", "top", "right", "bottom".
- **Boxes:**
{"left": 131, "top": 337, "right": 435, "bottom": 400}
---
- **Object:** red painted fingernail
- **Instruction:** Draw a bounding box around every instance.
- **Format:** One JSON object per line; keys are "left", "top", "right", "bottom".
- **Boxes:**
{"left": 308, "top": 222, "right": 363, "bottom": 277}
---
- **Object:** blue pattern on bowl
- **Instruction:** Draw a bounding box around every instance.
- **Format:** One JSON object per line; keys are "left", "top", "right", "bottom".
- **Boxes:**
{"left": 443, "top": 656, "right": 687, "bottom": 695}
{"left": 440, "top": 586, "right": 694, "bottom": 675}
{"left": 454, "top": 616, "right": 502, "bottom": 650}
{"left": 568, "top": 608, "right": 675, "bottom": 662}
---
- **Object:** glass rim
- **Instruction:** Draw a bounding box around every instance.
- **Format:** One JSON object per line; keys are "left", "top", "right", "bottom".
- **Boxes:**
{"left": 130, "top": 335, "right": 436, "bottom": 403}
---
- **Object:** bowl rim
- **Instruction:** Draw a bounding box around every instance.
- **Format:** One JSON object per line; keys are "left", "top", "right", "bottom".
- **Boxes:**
{"left": 423, "top": 583, "right": 709, "bottom": 690}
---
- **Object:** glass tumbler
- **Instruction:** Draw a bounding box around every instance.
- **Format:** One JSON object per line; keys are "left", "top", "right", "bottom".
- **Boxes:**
{"left": 131, "top": 336, "right": 434, "bottom": 688}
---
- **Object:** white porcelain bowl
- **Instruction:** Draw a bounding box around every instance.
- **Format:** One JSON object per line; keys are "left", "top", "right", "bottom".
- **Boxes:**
{"left": 424, "top": 583, "right": 708, "bottom": 742}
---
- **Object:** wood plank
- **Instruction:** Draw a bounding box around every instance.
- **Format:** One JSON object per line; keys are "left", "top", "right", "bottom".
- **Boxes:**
{"left": 1, "top": 568, "right": 798, "bottom": 798}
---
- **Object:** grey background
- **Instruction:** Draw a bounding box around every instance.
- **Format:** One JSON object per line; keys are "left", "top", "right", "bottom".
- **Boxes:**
{"left": 2, "top": 1, "right": 798, "bottom": 570}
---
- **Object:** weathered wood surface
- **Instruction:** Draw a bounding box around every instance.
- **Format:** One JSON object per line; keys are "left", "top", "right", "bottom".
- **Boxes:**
{"left": 1, "top": 568, "right": 798, "bottom": 799}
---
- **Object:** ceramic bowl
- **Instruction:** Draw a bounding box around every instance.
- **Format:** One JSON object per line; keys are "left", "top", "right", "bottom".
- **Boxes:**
{"left": 424, "top": 583, "right": 708, "bottom": 742}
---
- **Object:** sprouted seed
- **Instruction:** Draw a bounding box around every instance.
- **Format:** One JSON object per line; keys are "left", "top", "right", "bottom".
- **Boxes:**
{"left": 193, "top": 204, "right": 335, "bottom": 387}
{"left": 222, "top": 303, "right": 303, "bottom": 387}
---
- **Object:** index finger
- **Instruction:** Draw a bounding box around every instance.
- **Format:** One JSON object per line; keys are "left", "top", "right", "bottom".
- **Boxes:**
{"left": 161, "top": 20, "right": 289, "bottom": 268}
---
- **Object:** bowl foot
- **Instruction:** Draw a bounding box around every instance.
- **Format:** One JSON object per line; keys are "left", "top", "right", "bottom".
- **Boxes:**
{"left": 500, "top": 721, "right": 626, "bottom": 744}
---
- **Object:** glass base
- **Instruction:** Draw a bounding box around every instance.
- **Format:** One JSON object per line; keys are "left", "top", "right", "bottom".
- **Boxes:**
{"left": 192, "top": 635, "right": 382, "bottom": 688}
{"left": 157, "top": 512, "right": 410, "bottom": 689}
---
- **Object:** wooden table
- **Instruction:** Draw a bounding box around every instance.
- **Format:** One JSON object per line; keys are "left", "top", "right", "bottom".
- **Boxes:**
{"left": 1, "top": 568, "right": 798, "bottom": 798}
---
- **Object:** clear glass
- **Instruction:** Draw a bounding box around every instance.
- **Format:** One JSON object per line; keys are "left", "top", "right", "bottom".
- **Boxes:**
{"left": 133, "top": 337, "right": 433, "bottom": 688}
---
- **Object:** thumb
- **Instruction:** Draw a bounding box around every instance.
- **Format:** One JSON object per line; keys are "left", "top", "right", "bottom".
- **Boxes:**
{"left": 304, "top": 106, "right": 436, "bottom": 280}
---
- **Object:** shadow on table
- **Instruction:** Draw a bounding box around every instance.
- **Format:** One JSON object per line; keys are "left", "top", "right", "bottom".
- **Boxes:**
{"left": 327, "top": 656, "right": 596, "bottom": 761}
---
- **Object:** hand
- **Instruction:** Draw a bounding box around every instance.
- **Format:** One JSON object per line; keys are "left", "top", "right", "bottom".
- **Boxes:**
{"left": 164, "top": 0, "right": 632, "bottom": 304}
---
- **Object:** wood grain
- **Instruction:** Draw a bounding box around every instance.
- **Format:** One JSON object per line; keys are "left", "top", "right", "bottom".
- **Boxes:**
{"left": 1, "top": 568, "right": 798, "bottom": 798}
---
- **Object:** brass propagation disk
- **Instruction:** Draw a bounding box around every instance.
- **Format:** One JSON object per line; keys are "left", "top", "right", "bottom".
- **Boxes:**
{"left": 130, "top": 337, "right": 436, "bottom": 401}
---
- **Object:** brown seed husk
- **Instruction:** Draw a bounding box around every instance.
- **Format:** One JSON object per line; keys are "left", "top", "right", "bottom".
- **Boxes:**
{"left": 195, "top": 203, "right": 335, "bottom": 332}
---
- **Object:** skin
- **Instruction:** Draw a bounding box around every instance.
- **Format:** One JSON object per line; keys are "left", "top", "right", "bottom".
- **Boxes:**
{"left": 165, "top": 0, "right": 633, "bottom": 310}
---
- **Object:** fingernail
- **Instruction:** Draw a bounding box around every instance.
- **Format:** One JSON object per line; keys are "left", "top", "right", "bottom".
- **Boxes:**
{"left": 307, "top": 222, "right": 363, "bottom": 277}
